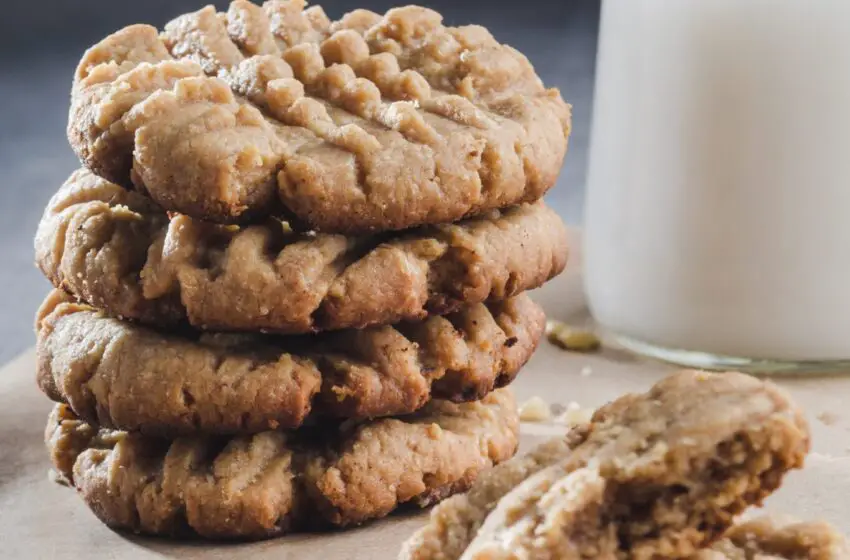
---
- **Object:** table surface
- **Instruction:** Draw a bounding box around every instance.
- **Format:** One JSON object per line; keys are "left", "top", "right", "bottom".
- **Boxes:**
{"left": 0, "top": 0, "right": 600, "bottom": 365}
{"left": 2, "top": 261, "right": 849, "bottom": 559}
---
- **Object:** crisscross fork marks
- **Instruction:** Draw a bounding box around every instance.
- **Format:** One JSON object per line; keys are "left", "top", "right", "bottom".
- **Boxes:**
{"left": 36, "top": 168, "right": 568, "bottom": 334}
{"left": 68, "top": 1, "right": 571, "bottom": 232}
{"left": 45, "top": 389, "right": 519, "bottom": 539}
{"left": 35, "top": 289, "right": 542, "bottom": 436}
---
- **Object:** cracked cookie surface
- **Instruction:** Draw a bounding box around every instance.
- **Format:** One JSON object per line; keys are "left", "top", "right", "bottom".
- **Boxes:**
{"left": 36, "top": 168, "right": 567, "bottom": 334}
{"left": 401, "top": 371, "right": 810, "bottom": 560}
{"left": 68, "top": 1, "right": 570, "bottom": 233}
{"left": 36, "top": 289, "right": 542, "bottom": 436}
{"left": 45, "top": 388, "right": 519, "bottom": 539}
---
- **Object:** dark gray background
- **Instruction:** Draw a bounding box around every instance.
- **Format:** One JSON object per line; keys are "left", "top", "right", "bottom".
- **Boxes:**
{"left": 0, "top": 0, "right": 600, "bottom": 363}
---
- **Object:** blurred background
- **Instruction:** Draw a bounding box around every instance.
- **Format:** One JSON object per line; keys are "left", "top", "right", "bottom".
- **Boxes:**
{"left": 0, "top": 0, "right": 600, "bottom": 363}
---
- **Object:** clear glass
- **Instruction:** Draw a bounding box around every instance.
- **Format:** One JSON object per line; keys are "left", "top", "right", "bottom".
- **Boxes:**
{"left": 584, "top": 0, "right": 850, "bottom": 374}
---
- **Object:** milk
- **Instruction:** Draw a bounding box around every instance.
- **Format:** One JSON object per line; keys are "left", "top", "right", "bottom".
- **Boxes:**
{"left": 583, "top": 0, "right": 850, "bottom": 366}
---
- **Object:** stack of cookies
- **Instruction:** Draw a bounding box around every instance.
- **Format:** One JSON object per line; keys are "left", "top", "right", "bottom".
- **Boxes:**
{"left": 33, "top": 0, "right": 571, "bottom": 540}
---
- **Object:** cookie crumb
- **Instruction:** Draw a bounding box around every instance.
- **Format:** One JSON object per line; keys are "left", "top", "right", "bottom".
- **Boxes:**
{"left": 427, "top": 423, "right": 443, "bottom": 439}
{"left": 519, "top": 396, "right": 552, "bottom": 422}
{"left": 331, "top": 385, "right": 352, "bottom": 402}
{"left": 817, "top": 411, "right": 839, "bottom": 426}
{"left": 48, "top": 468, "right": 70, "bottom": 487}
{"left": 554, "top": 402, "right": 593, "bottom": 427}
{"left": 545, "top": 321, "right": 601, "bottom": 352}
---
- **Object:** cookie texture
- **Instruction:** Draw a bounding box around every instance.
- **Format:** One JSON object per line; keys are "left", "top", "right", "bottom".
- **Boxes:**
{"left": 401, "top": 371, "right": 810, "bottom": 560}
{"left": 36, "top": 289, "right": 543, "bottom": 436}
{"left": 68, "top": 1, "right": 571, "bottom": 233}
{"left": 36, "top": 168, "right": 568, "bottom": 334}
{"left": 696, "top": 516, "right": 849, "bottom": 559}
{"left": 45, "top": 388, "right": 519, "bottom": 539}
{"left": 401, "top": 436, "right": 573, "bottom": 560}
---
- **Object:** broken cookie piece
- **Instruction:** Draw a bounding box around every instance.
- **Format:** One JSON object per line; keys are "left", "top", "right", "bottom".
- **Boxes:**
{"left": 696, "top": 516, "right": 849, "bottom": 559}
{"left": 401, "top": 370, "right": 810, "bottom": 560}
{"left": 401, "top": 437, "right": 573, "bottom": 560}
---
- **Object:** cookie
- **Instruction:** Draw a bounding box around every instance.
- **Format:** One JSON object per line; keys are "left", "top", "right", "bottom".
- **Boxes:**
{"left": 36, "top": 168, "right": 567, "bottom": 333}
{"left": 696, "top": 516, "right": 849, "bottom": 559}
{"left": 45, "top": 388, "right": 518, "bottom": 539}
{"left": 36, "top": 289, "right": 542, "bottom": 436}
{"left": 401, "top": 437, "right": 573, "bottom": 560}
{"left": 68, "top": 1, "right": 571, "bottom": 233}
{"left": 401, "top": 370, "right": 810, "bottom": 560}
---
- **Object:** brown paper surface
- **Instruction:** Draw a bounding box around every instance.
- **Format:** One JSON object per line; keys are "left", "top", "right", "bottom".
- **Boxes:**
{"left": 2, "top": 246, "right": 849, "bottom": 558}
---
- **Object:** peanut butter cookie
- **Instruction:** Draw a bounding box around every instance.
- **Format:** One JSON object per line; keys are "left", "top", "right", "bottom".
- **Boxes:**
{"left": 697, "top": 516, "right": 849, "bottom": 559}
{"left": 36, "top": 168, "right": 567, "bottom": 333}
{"left": 68, "top": 1, "right": 570, "bottom": 233}
{"left": 401, "top": 371, "right": 810, "bottom": 560}
{"left": 37, "top": 289, "right": 542, "bottom": 436}
{"left": 45, "top": 388, "right": 518, "bottom": 539}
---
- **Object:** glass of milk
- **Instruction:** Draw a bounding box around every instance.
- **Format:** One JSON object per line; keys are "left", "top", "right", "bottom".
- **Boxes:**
{"left": 583, "top": 0, "right": 850, "bottom": 373}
